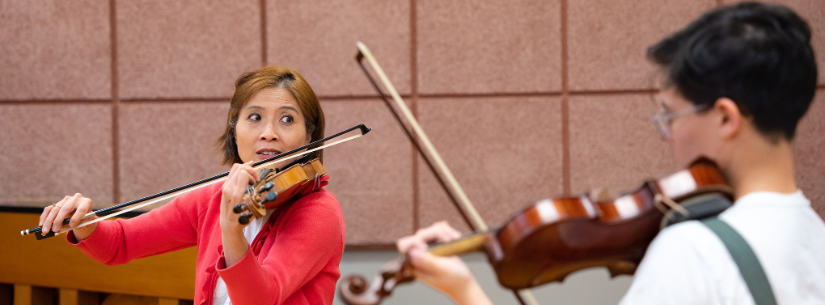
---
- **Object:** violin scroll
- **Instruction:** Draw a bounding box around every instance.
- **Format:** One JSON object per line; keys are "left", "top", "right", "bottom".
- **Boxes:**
{"left": 339, "top": 259, "right": 415, "bottom": 305}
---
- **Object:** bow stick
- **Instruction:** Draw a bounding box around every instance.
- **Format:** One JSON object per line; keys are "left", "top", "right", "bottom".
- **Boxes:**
{"left": 21, "top": 124, "right": 371, "bottom": 239}
{"left": 355, "top": 42, "right": 539, "bottom": 305}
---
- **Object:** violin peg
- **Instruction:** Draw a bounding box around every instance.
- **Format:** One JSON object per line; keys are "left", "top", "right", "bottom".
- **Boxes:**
{"left": 238, "top": 213, "right": 253, "bottom": 225}
{"left": 261, "top": 192, "right": 277, "bottom": 204}
{"left": 232, "top": 203, "right": 245, "bottom": 214}
{"left": 259, "top": 182, "right": 274, "bottom": 193}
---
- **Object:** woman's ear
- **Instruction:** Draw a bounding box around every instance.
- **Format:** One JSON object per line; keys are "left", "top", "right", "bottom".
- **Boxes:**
{"left": 714, "top": 97, "right": 743, "bottom": 140}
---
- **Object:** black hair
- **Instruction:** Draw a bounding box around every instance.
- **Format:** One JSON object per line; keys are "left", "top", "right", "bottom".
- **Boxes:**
{"left": 648, "top": 2, "right": 817, "bottom": 141}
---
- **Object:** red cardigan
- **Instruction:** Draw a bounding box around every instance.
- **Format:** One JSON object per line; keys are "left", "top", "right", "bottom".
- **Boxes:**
{"left": 68, "top": 175, "right": 344, "bottom": 305}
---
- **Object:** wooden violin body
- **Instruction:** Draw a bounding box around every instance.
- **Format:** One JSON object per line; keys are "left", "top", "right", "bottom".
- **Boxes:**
{"left": 489, "top": 157, "right": 731, "bottom": 288}
{"left": 233, "top": 158, "right": 326, "bottom": 223}
{"left": 339, "top": 157, "right": 733, "bottom": 304}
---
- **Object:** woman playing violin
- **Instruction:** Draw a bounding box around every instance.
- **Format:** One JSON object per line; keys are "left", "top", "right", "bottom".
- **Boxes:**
{"left": 398, "top": 3, "right": 825, "bottom": 305}
{"left": 38, "top": 65, "right": 345, "bottom": 305}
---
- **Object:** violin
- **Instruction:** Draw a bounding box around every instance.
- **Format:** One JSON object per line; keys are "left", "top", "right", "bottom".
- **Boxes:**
{"left": 232, "top": 157, "right": 326, "bottom": 224}
{"left": 339, "top": 157, "right": 733, "bottom": 305}
{"left": 20, "top": 124, "right": 370, "bottom": 239}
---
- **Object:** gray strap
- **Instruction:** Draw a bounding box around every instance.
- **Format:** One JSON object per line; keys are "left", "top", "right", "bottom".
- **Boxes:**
{"left": 702, "top": 217, "right": 777, "bottom": 305}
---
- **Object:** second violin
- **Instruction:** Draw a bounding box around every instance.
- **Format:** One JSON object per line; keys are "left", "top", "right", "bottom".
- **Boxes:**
{"left": 339, "top": 157, "right": 733, "bottom": 305}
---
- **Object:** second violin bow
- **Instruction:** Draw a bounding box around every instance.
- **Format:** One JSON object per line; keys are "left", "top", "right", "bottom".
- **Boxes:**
{"left": 351, "top": 42, "right": 539, "bottom": 305}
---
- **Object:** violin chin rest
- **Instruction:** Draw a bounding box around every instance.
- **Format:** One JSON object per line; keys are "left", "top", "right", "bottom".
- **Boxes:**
{"left": 607, "top": 261, "right": 637, "bottom": 277}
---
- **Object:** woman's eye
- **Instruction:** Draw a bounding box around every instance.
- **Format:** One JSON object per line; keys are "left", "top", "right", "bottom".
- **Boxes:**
{"left": 247, "top": 113, "right": 261, "bottom": 121}
{"left": 280, "top": 115, "right": 294, "bottom": 124}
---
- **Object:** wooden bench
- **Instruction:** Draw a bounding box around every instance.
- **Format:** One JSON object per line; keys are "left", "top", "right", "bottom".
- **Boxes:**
{"left": 0, "top": 211, "right": 197, "bottom": 305}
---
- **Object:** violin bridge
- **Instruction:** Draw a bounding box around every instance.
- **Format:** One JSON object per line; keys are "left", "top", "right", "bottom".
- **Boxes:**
{"left": 258, "top": 168, "right": 273, "bottom": 181}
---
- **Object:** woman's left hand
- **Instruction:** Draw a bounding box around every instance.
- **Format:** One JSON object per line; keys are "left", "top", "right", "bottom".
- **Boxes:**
{"left": 220, "top": 161, "right": 260, "bottom": 266}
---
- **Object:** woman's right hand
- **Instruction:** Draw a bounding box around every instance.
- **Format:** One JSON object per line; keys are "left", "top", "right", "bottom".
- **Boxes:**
{"left": 39, "top": 193, "right": 98, "bottom": 240}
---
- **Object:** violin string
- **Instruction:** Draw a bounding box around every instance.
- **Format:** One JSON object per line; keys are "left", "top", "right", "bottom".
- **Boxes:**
{"left": 44, "top": 131, "right": 366, "bottom": 236}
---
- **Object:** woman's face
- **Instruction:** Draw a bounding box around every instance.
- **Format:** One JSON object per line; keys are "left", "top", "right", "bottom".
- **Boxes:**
{"left": 234, "top": 88, "right": 310, "bottom": 167}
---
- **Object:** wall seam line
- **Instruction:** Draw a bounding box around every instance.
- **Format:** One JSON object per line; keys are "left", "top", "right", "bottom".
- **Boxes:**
{"left": 418, "top": 92, "right": 563, "bottom": 98}
{"left": 411, "top": 0, "right": 420, "bottom": 233}
{"left": 561, "top": 0, "right": 571, "bottom": 195}
{"left": 120, "top": 98, "right": 230, "bottom": 103}
{"left": 0, "top": 100, "right": 112, "bottom": 105}
{"left": 260, "top": 0, "right": 267, "bottom": 66}
{"left": 110, "top": 0, "right": 121, "bottom": 205}
{"left": 569, "top": 89, "right": 658, "bottom": 96}
{"left": 0, "top": 87, "right": 703, "bottom": 104}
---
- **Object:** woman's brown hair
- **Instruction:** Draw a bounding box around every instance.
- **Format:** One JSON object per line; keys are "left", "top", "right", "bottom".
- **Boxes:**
{"left": 217, "top": 65, "right": 325, "bottom": 165}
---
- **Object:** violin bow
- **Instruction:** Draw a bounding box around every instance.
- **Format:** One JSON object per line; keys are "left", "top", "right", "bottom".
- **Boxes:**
{"left": 21, "top": 124, "right": 371, "bottom": 239}
{"left": 355, "top": 42, "right": 539, "bottom": 305}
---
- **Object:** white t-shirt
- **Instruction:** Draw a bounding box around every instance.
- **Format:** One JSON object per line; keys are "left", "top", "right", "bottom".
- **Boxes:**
{"left": 213, "top": 208, "right": 275, "bottom": 305}
{"left": 620, "top": 191, "right": 825, "bottom": 305}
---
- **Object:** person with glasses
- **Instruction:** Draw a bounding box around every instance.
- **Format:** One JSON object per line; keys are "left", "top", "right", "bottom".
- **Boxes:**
{"left": 395, "top": 2, "right": 825, "bottom": 304}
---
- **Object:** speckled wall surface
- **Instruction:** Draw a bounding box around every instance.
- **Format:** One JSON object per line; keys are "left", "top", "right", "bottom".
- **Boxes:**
{"left": 1, "top": 0, "right": 823, "bottom": 248}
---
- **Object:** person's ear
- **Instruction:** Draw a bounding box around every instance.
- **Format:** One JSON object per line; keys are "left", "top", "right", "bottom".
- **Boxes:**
{"left": 714, "top": 97, "right": 743, "bottom": 140}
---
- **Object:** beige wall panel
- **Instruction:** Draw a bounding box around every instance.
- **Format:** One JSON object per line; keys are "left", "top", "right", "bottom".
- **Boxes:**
{"left": 267, "top": 0, "right": 411, "bottom": 97}
{"left": 0, "top": 0, "right": 110, "bottom": 100}
{"left": 795, "top": 90, "right": 825, "bottom": 218}
{"left": 118, "top": 102, "right": 229, "bottom": 204}
{"left": 417, "top": 0, "right": 562, "bottom": 94}
{"left": 416, "top": 97, "right": 563, "bottom": 233}
{"left": 569, "top": 94, "right": 673, "bottom": 194}
{"left": 568, "top": 0, "right": 715, "bottom": 91}
{"left": 0, "top": 104, "right": 113, "bottom": 207}
{"left": 117, "top": 0, "right": 260, "bottom": 99}
{"left": 322, "top": 100, "right": 414, "bottom": 245}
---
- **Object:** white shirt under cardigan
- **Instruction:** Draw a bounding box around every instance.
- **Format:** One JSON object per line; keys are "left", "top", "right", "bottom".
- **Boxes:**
{"left": 213, "top": 208, "right": 275, "bottom": 305}
{"left": 620, "top": 191, "right": 825, "bottom": 305}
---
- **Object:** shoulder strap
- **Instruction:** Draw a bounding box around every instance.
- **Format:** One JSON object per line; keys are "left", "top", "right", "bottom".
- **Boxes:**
{"left": 661, "top": 193, "right": 732, "bottom": 229}
{"left": 701, "top": 217, "right": 777, "bottom": 305}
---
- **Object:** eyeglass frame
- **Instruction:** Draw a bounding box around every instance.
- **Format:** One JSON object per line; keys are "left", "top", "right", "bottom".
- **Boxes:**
{"left": 651, "top": 103, "right": 711, "bottom": 140}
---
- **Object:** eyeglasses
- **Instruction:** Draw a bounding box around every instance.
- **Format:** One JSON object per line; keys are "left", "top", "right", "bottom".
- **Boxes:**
{"left": 651, "top": 103, "right": 710, "bottom": 140}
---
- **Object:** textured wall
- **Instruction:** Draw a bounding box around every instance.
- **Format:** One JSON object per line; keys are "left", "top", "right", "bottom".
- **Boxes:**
{"left": 1, "top": 0, "right": 823, "bottom": 248}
